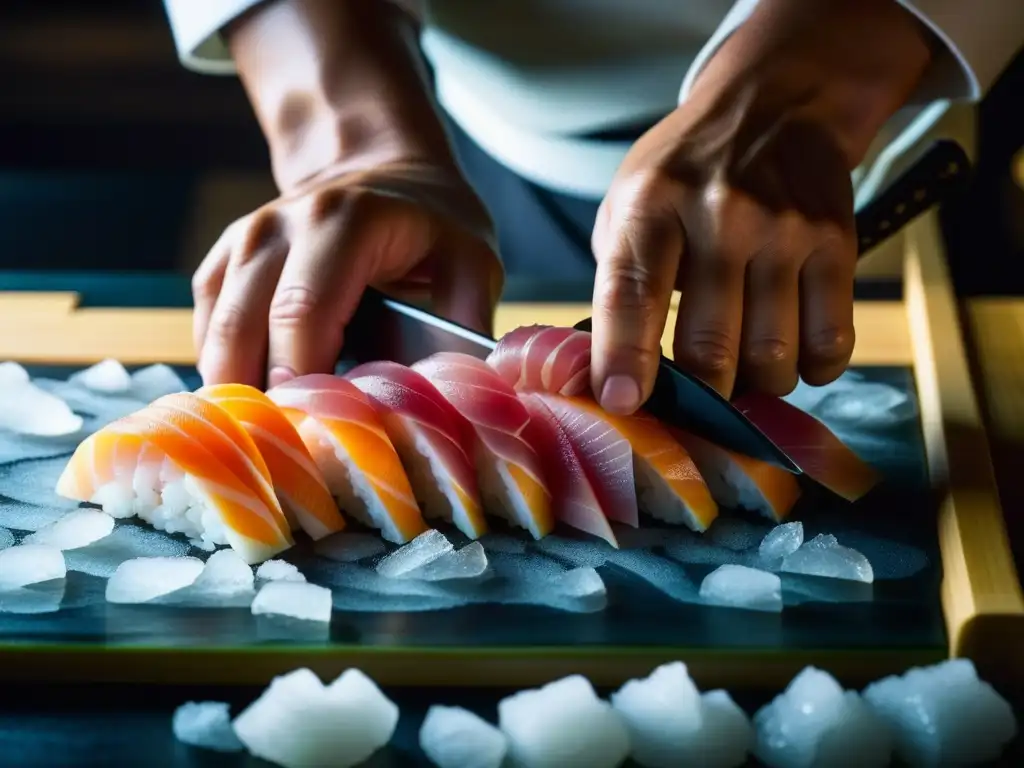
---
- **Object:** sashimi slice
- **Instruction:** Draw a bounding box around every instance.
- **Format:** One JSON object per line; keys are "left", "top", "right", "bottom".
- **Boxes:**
{"left": 412, "top": 352, "right": 554, "bottom": 539}
{"left": 266, "top": 375, "right": 427, "bottom": 544}
{"left": 488, "top": 325, "right": 591, "bottom": 395}
{"left": 531, "top": 393, "right": 638, "bottom": 528}
{"left": 196, "top": 383, "right": 345, "bottom": 540}
{"left": 733, "top": 392, "right": 880, "bottom": 502}
{"left": 520, "top": 394, "right": 618, "bottom": 547}
{"left": 570, "top": 399, "right": 719, "bottom": 532}
{"left": 672, "top": 430, "right": 802, "bottom": 522}
{"left": 346, "top": 362, "right": 487, "bottom": 539}
{"left": 55, "top": 397, "right": 293, "bottom": 564}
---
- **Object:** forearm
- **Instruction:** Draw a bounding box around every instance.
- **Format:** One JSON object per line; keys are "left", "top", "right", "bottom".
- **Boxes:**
{"left": 227, "top": 0, "right": 453, "bottom": 193}
{"left": 687, "top": 0, "right": 934, "bottom": 168}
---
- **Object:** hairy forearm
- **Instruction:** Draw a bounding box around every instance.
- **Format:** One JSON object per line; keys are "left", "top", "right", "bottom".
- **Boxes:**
{"left": 227, "top": 0, "right": 453, "bottom": 193}
{"left": 691, "top": 0, "right": 935, "bottom": 168}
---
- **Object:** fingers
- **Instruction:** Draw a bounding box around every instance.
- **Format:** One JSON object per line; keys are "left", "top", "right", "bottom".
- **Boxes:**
{"left": 191, "top": 228, "right": 231, "bottom": 360}
{"left": 591, "top": 181, "right": 684, "bottom": 415}
{"left": 737, "top": 223, "right": 806, "bottom": 396}
{"left": 672, "top": 242, "right": 747, "bottom": 399}
{"left": 798, "top": 230, "right": 857, "bottom": 385}
{"left": 431, "top": 236, "right": 503, "bottom": 336}
{"left": 198, "top": 214, "right": 288, "bottom": 386}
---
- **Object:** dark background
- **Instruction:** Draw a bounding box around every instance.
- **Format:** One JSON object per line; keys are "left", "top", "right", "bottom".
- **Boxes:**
{"left": 0, "top": 0, "right": 1020, "bottom": 292}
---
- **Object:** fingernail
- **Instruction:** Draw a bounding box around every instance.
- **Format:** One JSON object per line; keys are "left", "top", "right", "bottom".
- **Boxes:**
{"left": 268, "top": 366, "right": 296, "bottom": 388}
{"left": 600, "top": 375, "right": 641, "bottom": 414}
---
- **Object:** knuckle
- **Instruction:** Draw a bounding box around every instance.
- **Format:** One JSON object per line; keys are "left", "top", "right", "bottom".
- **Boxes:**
{"left": 235, "top": 210, "right": 285, "bottom": 266}
{"left": 678, "top": 327, "right": 737, "bottom": 373}
{"left": 269, "top": 285, "right": 322, "bottom": 328}
{"left": 191, "top": 270, "right": 216, "bottom": 300}
{"left": 745, "top": 337, "right": 792, "bottom": 368}
{"left": 596, "top": 261, "right": 660, "bottom": 318}
{"left": 805, "top": 326, "right": 855, "bottom": 362}
{"left": 206, "top": 304, "right": 251, "bottom": 345}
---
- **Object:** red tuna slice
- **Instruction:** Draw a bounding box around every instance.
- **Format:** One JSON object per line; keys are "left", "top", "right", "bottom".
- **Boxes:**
{"left": 520, "top": 393, "right": 619, "bottom": 547}
{"left": 487, "top": 325, "right": 592, "bottom": 395}
{"left": 346, "top": 361, "right": 487, "bottom": 538}
{"left": 731, "top": 392, "right": 881, "bottom": 502}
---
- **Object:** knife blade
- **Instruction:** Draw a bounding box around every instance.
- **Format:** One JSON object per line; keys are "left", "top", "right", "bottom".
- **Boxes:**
{"left": 339, "top": 140, "right": 970, "bottom": 470}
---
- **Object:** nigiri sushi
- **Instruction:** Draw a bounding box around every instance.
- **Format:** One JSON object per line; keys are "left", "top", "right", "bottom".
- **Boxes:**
{"left": 345, "top": 362, "right": 487, "bottom": 539}
{"left": 673, "top": 430, "right": 802, "bottom": 522}
{"left": 732, "top": 392, "right": 880, "bottom": 502}
{"left": 55, "top": 393, "right": 293, "bottom": 564}
{"left": 266, "top": 375, "right": 428, "bottom": 545}
{"left": 412, "top": 352, "right": 554, "bottom": 540}
{"left": 196, "top": 383, "right": 346, "bottom": 540}
{"left": 488, "top": 325, "right": 591, "bottom": 395}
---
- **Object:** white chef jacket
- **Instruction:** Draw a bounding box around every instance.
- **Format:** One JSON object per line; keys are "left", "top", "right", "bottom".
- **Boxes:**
{"left": 162, "top": 0, "right": 1022, "bottom": 203}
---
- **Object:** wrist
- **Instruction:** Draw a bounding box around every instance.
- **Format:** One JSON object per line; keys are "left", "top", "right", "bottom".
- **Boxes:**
{"left": 228, "top": 0, "right": 455, "bottom": 193}
{"left": 690, "top": 0, "right": 934, "bottom": 168}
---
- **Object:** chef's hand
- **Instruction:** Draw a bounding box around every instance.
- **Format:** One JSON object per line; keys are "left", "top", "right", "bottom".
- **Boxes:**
{"left": 190, "top": 0, "right": 501, "bottom": 387}
{"left": 193, "top": 162, "right": 501, "bottom": 387}
{"left": 590, "top": 0, "right": 934, "bottom": 413}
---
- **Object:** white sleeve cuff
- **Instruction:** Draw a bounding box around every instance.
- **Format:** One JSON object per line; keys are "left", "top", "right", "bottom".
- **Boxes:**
{"left": 162, "top": 0, "right": 426, "bottom": 76}
{"left": 679, "top": 0, "right": 1024, "bottom": 105}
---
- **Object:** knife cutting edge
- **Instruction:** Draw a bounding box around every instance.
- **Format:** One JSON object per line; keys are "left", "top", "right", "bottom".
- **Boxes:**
{"left": 341, "top": 139, "right": 972, "bottom": 471}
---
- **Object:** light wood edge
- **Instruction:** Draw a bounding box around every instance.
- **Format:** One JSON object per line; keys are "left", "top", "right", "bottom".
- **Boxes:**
{"left": 903, "top": 210, "right": 1024, "bottom": 681}
{"left": 0, "top": 295, "right": 912, "bottom": 367}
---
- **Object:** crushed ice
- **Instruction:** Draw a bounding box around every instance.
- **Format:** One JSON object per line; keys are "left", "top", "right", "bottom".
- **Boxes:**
{"left": 172, "top": 701, "right": 244, "bottom": 753}
{"left": 68, "top": 359, "right": 132, "bottom": 394}
{"left": 781, "top": 534, "right": 874, "bottom": 583}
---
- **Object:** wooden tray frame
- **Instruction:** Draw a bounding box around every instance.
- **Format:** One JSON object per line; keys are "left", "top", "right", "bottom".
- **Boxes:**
{"left": 0, "top": 209, "right": 1020, "bottom": 690}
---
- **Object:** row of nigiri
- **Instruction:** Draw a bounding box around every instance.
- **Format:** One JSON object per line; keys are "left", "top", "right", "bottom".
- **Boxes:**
{"left": 55, "top": 325, "right": 879, "bottom": 564}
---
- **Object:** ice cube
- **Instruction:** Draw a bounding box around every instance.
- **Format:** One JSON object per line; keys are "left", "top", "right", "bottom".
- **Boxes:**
{"left": 64, "top": 523, "right": 191, "bottom": 577}
{"left": 0, "top": 526, "right": 13, "bottom": 551}
{"left": 0, "top": 379, "right": 83, "bottom": 437}
{"left": 376, "top": 529, "right": 453, "bottom": 579}
{"left": 610, "top": 661, "right": 704, "bottom": 767}
{"left": 105, "top": 556, "right": 204, "bottom": 604}
{"left": 694, "top": 690, "right": 755, "bottom": 768}
{"left": 313, "top": 532, "right": 386, "bottom": 563}
{"left": 780, "top": 534, "right": 874, "bottom": 583}
{"left": 251, "top": 581, "right": 332, "bottom": 623}
{"left": 420, "top": 705, "right": 508, "bottom": 768}
{"left": 754, "top": 666, "right": 892, "bottom": 768}
{"left": 759, "top": 522, "right": 804, "bottom": 562}
{"left": 554, "top": 567, "right": 606, "bottom": 599}
{"left": 498, "top": 675, "right": 631, "bottom": 768}
{"left": 700, "top": 564, "right": 783, "bottom": 613}
{"left": 255, "top": 559, "right": 306, "bottom": 583}
{"left": 863, "top": 659, "right": 1017, "bottom": 767}
{"left": 0, "top": 544, "right": 66, "bottom": 590}
{"left": 69, "top": 359, "right": 132, "bottom": 394}
{"left": 0, "top": 361, "right": 29, "bottom": 389}
{"left": 130, "top": 363, "right": 188, "bottom": 402}
{"left": 0, "top": 580, "right": 65, "bottom": 614}
{"left": 190, "top": 549, "right": 254, "bottom": 596}
{"left": 172, "top": 701, "right": 244, "bottom": 753}
{"left": 24, "top": 508, "right": 114, "bottom": 550}
{"left": 233, "top": 667, "right": 399, "bottom": 768}
{"left": 406, "top": 541, "right": 489, "bottom": 581}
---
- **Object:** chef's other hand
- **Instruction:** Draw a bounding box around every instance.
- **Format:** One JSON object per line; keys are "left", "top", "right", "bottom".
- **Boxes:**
{"left": 190, "top": 0, "right": 501, "bottom": 387}
{"left": 590, "top": 0, "right": 934, "bottom": 412}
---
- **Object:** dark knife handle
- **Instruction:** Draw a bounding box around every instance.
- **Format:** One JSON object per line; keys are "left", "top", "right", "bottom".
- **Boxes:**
{"left": 854, "top": 139, "right": 970, "bottom": 256}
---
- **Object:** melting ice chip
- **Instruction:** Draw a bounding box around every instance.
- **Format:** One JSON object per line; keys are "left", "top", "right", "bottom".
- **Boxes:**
{"left": 419, "top": 705, "right": 508, "bottom": 768}
{"left": 612, "top": 662, "right": 753, "bottom": 768}
{"left": 0, "top": 375, "right": 83, "bottom": 437}
{"left": 498, "top": 675, "right": 631, "bottom": 768}
{"left": 0, "top": 362, "right": 29, "bottom": 388}
{"left": 810, "top": 381, "right": 914, "bottom": 427}
{"left": 403, "top": 541, "right": 489, "bottom": 582}
{"left": 754, "top": 666, "right": 892, "bottom": 768}
{"left": 190, "top": 549, "right": 254, "bottom": 596}
{"left": 554, "top": 567, "right": 606, "bottom": 600}
{"left": 313, "top": 532, "right": 386, "bottom": 563}
{"left": 376, "top": 529, "right": 453, "bottom": 579}
{"left": 0, "top": 544, "right": 66, "bottom": 590}
{"left": 69, "top": 359, "right": 132, "bottom": 394}
{"left": 700, "top": 564, "right": 783, "bottom": 613}
{"left": 105, "top": 556, "right": 204, "bottom": 604}
{"left": 255, "top": 559, "right": 306, "bottom": 583}
{"left": 780, "top": 534, "right": 874, "bottom": 583}
{"left": 172, "top": 701, "right": 244, "bottom": 753}
{"left": 863, "top": 659, "right": 1017, "bottom": 767}
{"left": 129, "top": 363, "right": 188, "bottom": 401}
{"left": 24, "top": 508, "right": 114, "bottom": 550}
{"left": 251, "top": 581, "right": 332, "bottom": 623}
{"left": 232, "top": 667, "right": 399, "bottom": 768}
{"left": 759, "top": 522, "right": 804, "bottom": 562}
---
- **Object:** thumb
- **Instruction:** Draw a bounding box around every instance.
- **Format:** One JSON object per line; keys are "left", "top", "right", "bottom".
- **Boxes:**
{"left": 431, "top": 235, "right": 504, "bottom": 336}
{"left": 590, "top": 187, "right": 683, "bottom": 415}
